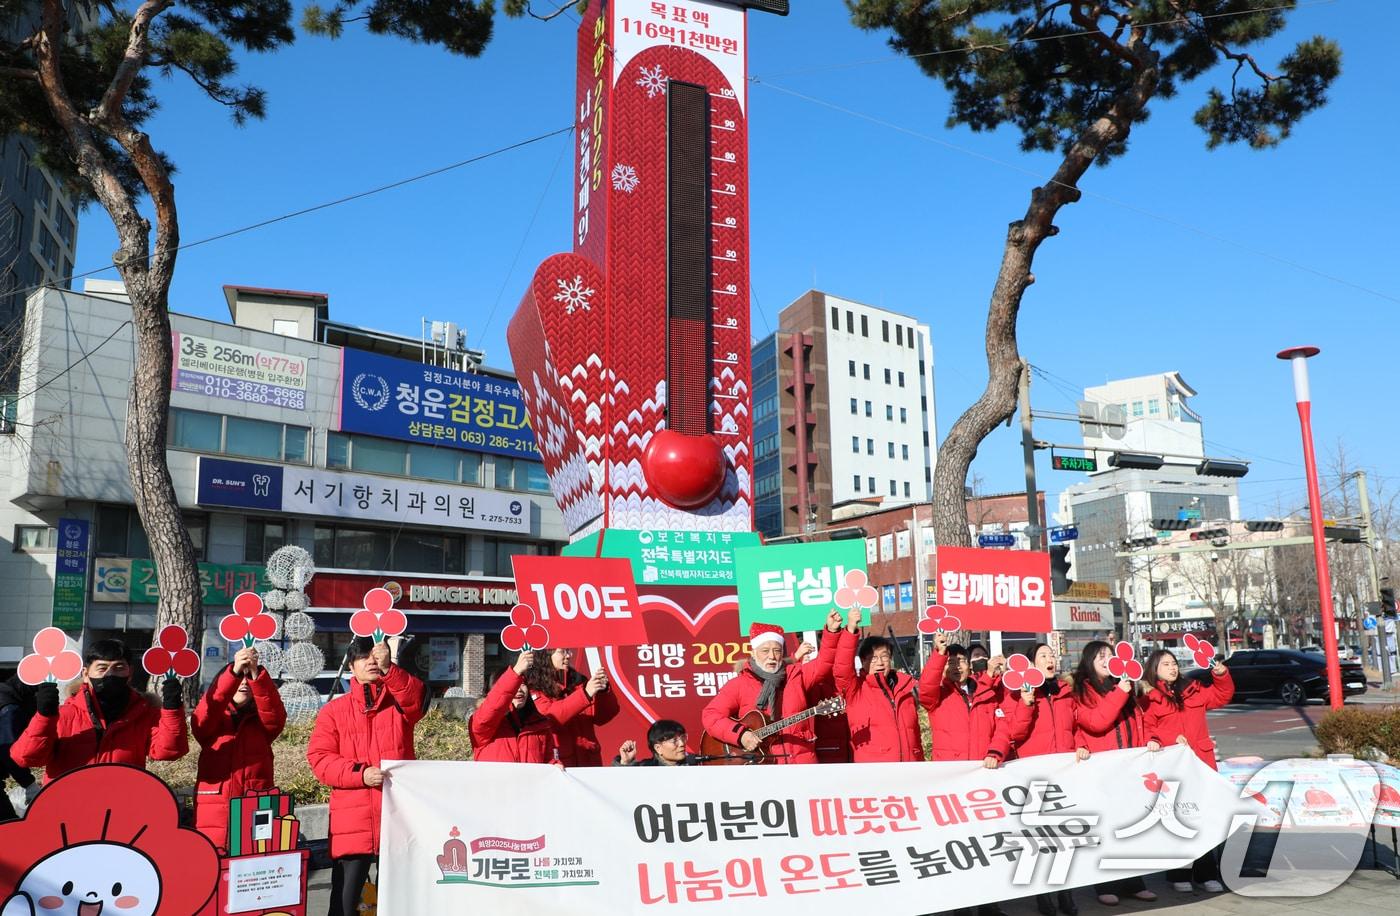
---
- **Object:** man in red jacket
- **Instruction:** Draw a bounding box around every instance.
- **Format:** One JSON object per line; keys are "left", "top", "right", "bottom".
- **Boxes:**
{"left": 700, "top": 613, "right": 842, "bottom": 764}
{"left": 308, "top": 636, "right": 425, "bottom": 916}
{"left": 833, "top": 609, "right": 922, "bottom": 762}
{"left": 192, "top": 645, "right": 287, "bottom": 849}
{"left": 11, "top": 638, "right": 188, "bottom": 781}
{"left": 919, "top": 633, "right": 1029, "bottom": 766}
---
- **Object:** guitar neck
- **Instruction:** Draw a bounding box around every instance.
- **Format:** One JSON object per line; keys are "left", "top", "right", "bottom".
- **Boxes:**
{"left": 755, "top": 705, "right": 821, "bottom": 740}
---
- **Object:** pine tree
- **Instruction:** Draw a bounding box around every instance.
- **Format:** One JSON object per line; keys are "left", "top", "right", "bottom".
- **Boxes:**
{"left": 847, "top": 0, "right": 1341, "bottom": 547}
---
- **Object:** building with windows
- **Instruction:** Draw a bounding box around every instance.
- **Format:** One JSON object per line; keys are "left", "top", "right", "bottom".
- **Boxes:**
{"left": 1, "top": 2, "right": 96, "bottom": 407}
{"left": 0, "top": 282, "right": 563, "bottom": 694}
{"left": 1081, "top": 371, "right": 1205, "bottom": 466}
{"left": 1059, "top": 371, "right": 1245, "bottom": 645}
{"left": 750, "top": 290, "right": 936, "bottom": 537}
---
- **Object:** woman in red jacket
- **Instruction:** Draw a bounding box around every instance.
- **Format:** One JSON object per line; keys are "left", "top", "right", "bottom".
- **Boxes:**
{"left": 191, "top": 646, "right": 286, "bottom": 849}
{"left": 919, "top": 632, "right": 1029, "bottom": 766}
{"left": 307, "top": 637, "right": 425, "bottom": 916}
{"left": 1141, "top": 649, "right": 1233, "bottom": 895}
{"left": 524, "top": 647, "right": 619, "bottom": 766}
{"left": 471, "top": 650, "right": 601, "bottom": 763}
{"left": 1007, "top": 643, "right": 1080, "bottom": 916}
{"left": 833, "top": 609, "right": 921, "bottom": 762}
{"left": 1071, "top": 641, "right": 1160, "bottom": 907}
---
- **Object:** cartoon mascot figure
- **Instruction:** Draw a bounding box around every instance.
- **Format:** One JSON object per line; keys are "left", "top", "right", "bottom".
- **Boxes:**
{"left": 0, "top": 764, "right": 219, "bottom": 916}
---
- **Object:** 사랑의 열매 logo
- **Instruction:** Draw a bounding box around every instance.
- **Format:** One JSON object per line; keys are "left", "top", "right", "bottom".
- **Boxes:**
{"left": 351, "top": 373, "right": 391, "bottom": 412}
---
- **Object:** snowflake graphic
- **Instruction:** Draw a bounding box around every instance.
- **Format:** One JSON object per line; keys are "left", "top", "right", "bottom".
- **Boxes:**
{"left": 611, "top": 164, "right": 639, "bottom": 194}
{"left": 552, "top": 275, "right": 596, "bottom": 315}
{"left": 636, "top": 64, "right": 667, "bottom": 99}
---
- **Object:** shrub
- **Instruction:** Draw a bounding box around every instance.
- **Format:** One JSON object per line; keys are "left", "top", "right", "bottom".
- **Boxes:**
{"left": 1315, "top": 705, "right": 1400, "bottom": 761}
{"left": 148, "top": 709, "right": 477, "bottom": 807}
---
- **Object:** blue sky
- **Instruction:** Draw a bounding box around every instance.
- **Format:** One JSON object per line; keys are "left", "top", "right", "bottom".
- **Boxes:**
{"left": 71, "top": 0, "right": 1399, "bottom": 523}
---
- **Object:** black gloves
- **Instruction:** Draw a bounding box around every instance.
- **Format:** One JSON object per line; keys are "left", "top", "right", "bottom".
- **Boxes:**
{"left": 160, "top": 676, "right": 184, "bottom": 710}
{"left": 35, "top": 681, "right": 59, "bottom": 717}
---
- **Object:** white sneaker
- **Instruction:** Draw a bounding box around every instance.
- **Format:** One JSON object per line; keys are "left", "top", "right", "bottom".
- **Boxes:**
{"left": 1201, "top": 880, "right": 1225, "bottom": 893}
{"left": 1171, "top": 882, "right": 1194, "bottom": 893}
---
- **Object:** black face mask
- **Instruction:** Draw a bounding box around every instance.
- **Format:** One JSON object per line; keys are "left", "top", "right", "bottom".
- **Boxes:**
{"left": 91, "top": 673, "right": 130, "bottom": 718}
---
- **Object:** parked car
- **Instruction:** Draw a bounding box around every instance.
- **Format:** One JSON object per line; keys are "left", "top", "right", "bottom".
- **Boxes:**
{"left": 1195, "top": 649, "right": 1368, "bottom": 705}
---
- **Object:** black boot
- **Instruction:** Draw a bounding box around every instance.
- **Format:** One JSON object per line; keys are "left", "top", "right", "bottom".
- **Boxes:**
{"left": 1035, "top": 893, "right": 1057, "bottom": 916}
{"left": 1057, "top": 890, "right": 1078, "bottom": 916}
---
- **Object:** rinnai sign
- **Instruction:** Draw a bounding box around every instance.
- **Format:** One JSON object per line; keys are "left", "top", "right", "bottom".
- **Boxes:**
{"left": 1052, "top": 599, "right": 1114, "bottom": 632}
{"left": 308, "top": 572, "right": 518, "bottom": 614}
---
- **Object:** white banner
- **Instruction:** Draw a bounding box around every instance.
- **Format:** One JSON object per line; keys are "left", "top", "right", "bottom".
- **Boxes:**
{"left": 379, "top": 748, "right": 1251, "bottom": 914}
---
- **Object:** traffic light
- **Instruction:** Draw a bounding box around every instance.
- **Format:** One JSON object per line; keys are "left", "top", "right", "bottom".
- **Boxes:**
{"left": 1383, "top": 588, "right": 1397, "bottom": 618}
{"left": 1244, "top": 520, "right": 1285, "bottom": 532}
{"left": 1050, "top": 545, "right": 1073, "bottom": 595}
{"left": 1152, "top": 518, "right": 1196, "bottom": 531}
{"left": 1189, "top": 528, "right": 1230, "bottom": 541}
{"left": 1109, "top": 452, "right": 1165, "bottom": 471}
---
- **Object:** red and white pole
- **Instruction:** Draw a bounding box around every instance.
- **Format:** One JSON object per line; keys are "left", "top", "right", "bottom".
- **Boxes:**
{"left": 1278, "top": 346, "right": 1344, "bottom": 710}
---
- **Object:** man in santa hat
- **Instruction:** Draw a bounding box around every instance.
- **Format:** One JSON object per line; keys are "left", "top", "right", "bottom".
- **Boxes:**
{"left": 700, "top": 611, "right": 843, "bottom": 764}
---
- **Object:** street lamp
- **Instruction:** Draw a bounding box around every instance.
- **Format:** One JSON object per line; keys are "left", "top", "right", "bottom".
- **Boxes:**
{"left": 1277, "top": 345, "right": 1344, "bottom": 710}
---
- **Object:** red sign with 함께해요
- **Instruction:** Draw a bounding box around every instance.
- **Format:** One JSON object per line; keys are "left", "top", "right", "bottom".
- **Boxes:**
{"left": 934, "top": 546, "right": 1053, "bottom": 631}
{"left": 509, "top": 556, "right": 649, "bottom": 648}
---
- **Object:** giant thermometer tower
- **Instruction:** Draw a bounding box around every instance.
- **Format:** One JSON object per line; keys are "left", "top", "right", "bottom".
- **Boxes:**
{"left": 509, "top": 0, "right": 785, "bottom": 539}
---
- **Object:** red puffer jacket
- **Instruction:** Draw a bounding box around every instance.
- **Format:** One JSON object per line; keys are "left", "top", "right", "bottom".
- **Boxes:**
{"left": 1072, "top": 678, "right": 1147, "bottom": 752}
{"left": 832, "top": 630, "right": 922, "bottom": 762}
{"left": 700, "top": 636, "right": 838, "bottom": 765}
{"left": 307, "top": 665, "right": 425, "bottom": 859}
{"left": 11, "top": 683, "right": 188, "bottom": 781}
{"left": 191, "top": 666, "right": 287, "bottom": 848}
{"left": 472, "top": 669, "right": 593, "bottom": 763}
{"left": 531, "top": 669, "right": 620, "bottom": 767}
{"left": 918, "top": 654, "right": 1029, "bottom": 762}
{"left": 1141, "top": 669, "right": 1233, "bottom": 770}
{"left": 1008, "top": 679, "right": 1078, "bottom": 758}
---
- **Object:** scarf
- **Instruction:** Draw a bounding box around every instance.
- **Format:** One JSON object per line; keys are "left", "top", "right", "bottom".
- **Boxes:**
{"left": 748, "top": 659, "right": 786, "bottom": 715}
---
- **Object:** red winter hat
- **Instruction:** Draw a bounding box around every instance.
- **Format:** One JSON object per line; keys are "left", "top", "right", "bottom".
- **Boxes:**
{"left": 748, "top": 622, "right": 785, "bottom": 649}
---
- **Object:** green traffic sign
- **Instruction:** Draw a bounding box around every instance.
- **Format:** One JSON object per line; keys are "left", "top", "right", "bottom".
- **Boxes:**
{"left": 1052, "top": 455, "right": 1098, "bottom": 472}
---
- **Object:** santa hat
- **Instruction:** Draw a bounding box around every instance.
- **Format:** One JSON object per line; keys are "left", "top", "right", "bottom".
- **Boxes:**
{"left": 748, "top": 622, "right": 785, "bottom": 649}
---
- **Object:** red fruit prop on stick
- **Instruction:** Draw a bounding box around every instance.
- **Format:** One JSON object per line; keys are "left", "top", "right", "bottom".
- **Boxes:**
{"left": 142, "top": 626, "right": 201, "bottom": 679}
{"left": 350, "top": 587, "right": 408, "bottom": 644}
{"left": 1106, "top": 641, "right": 1144, "bottom": 681}
{"left": 17, "top": 627, "right": 83, "bottom": 685}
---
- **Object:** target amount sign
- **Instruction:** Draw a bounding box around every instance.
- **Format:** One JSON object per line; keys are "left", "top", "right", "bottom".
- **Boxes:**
{"left": 509, "top": 556, "right": 649, "bottom": 648}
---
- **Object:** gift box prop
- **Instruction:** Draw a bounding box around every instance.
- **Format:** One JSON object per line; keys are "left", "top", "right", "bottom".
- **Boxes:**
{"left": 199, "top": 789, "right": 309, "bottom": 916}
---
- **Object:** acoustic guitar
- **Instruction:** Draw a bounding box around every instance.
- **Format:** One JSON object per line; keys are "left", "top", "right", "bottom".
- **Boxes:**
{"left": 698, "top": 696, "right": 847, "bottom": 765}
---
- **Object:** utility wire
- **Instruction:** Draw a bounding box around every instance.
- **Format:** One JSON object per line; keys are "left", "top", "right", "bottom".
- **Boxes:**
{"left": 9, "top": 125, "right": 575, "bottom": 302}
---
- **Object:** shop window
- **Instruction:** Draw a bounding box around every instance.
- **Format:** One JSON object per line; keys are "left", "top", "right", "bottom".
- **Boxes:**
{"left": 13, "top": 525, "right": 56, "bottom": 551}
{"left": 350, "top": 434, "right": 406, "bottom": 476}
{"left": 327, "top": 431, "right": 350, "bottom": 468}
{"left": 94, "top": 505, "right": 205, "bottom": 560}
{"left": 409, "top": 443, "right": 460, "bottom": 483}
{"left": 170, "top": 409, "right": 221, "bottom": 452}
{"left": 244, "top": 519, "right": 285, "bottom": 564}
